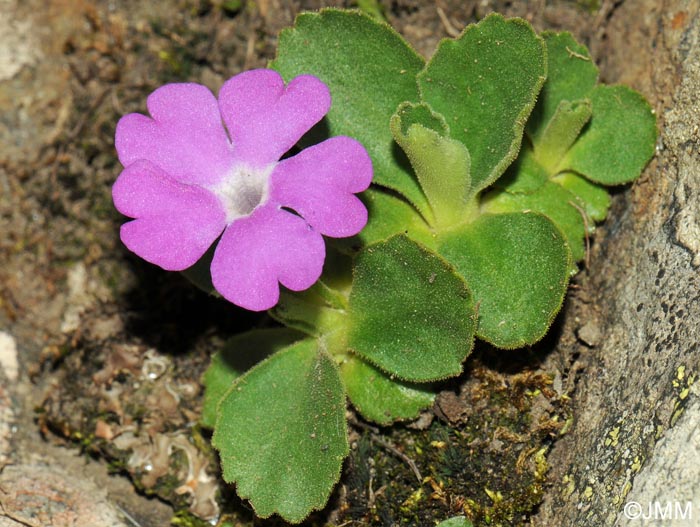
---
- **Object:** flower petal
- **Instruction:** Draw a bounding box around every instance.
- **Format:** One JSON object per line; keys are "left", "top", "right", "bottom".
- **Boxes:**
{"left": 211, "top": 205, "right": 325, "bottom": 311}
{"left": 269, "top": 136, "right": 372, "bottom": 238}
{"left": 113, "top": 160, "right": 227, "bottom": 270}
{"left": 115, "top": 83, "right": 234, "bottom": 186}
{"left": 219, "top": 69, "right": 330, "bottom": 167}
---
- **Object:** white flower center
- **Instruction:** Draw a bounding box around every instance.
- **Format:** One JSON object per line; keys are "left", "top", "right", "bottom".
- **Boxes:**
{"left": 211, "top": 164, "right": 274, "bottom": 223}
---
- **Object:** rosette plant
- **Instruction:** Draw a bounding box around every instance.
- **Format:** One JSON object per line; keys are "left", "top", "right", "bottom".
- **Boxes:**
{"left": 112, "top": 10, "right": 656, "bottom": 523}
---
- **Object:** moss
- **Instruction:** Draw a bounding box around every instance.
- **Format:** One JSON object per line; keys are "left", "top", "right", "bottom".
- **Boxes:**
{"left": 219, "top": 0, "right": 243, "bottom": 16}
{"left": 171, "top": 510, "right": 213, "bottom": 527}
{"left": 337, "top": 363, "right": 567, "bottom": 526}
{"left": 106, "top": 457, "right": 130, "bottom": 474}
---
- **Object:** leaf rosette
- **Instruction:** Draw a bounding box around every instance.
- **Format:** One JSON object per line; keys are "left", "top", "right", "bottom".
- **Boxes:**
{"left": 196, "top": 10, "right": 657, "bottom": 522}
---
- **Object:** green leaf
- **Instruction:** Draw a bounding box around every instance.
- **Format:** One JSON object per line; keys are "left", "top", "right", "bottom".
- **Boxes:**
{"left": 348, "top": 235, "right": 476, "bottom": 382}
{"left": 271, "top": 286, "right": 348, "bottom": 343}
{"left": 553, "top": 171, "right": 611, "bottom": 223}
{"left": 392, "top": 100, "right": 449, "bottom": 136}
{"left": 562, "top": 85, "right": 657, "bottom": 184}
{"left": 494, "top": 143, "right": 549, "bottom": 194}
{"left": 483, "top": 182, "right": 587, "bottom": 262}
{"left": 201, "top": 328, "right": 304, "bottom": 429}
{"left": 437, "top": 213, "right": 570, "bottom": 348}
{"left": 212, "top": 339, "right": 348, "bottom": 523}
{"left": 533, "top": 98, "right": 592, "bottom": 172}
{"left": 341, "top": 355, "right": 436, "bottom": 425}
{"left": 418, "top": 13, "right": 546, "bottom": 194}
{"left": 271, "top": 9, "right": 431, "bottom": 216}
{"left": 527, "top": 31, "right": 598, "bottom": 145}
{"left": 331, "top": 187, "right": 434, "bottom": 253}
{"left": 391, "top": 102, "right": 472, "bottom": 227}
{"left": 355, "top": 0, "right": 385, "bottom": 21}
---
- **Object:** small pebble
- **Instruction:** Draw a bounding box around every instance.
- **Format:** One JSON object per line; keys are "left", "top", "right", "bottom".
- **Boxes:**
{"left": 0, "top": 331, "right": 19, "bottom": 381}
{"left": 577, "top": 321, "right": 602, "bottom": 347}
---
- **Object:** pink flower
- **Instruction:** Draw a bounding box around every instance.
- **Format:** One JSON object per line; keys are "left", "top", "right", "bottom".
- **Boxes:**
{"left": 112, "top": 69, "right": 372, "bottom": 311}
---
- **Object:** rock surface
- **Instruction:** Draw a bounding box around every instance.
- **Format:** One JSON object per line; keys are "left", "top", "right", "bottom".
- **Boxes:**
{"left": 0, "top": 464, "right": 129, "bottom": 527}
{"left": 535, "top": 1, "right": 700, "bottom": 524}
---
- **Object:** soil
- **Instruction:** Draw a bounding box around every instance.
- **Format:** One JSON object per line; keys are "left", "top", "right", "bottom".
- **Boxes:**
{"left": 0, "top": 1, "right": 650, "bottom": 526}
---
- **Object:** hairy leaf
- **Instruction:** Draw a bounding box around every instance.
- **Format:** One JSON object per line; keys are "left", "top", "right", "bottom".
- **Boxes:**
{"left": 213, "top": 340, "right": 347, "bottom": 523}
{"left": 553, "top": 171, "right": 611, "bottom": 223}
{"left": 201, "top": 328, "right": 304, "bottom": 428}
{"left": 391, "top": 102, "right": 472, "bottom": 227}
{"left": 341, "top": 355, "right": 435, "bottom": 425}
{"left": 348, "top": 235, "right": 475, "bottom": 382}
{"left": 332, "top": 187, "right": 433, "bottom": 253}
{"left": 438, "top": 213, "right": 570, "bottom": 348}
{"left": 563, "top": 85, "right": 657, "bottom": 184}
{"left": 483, "top": 182, "right": 586, "bottom": 262}
{"left": 418, "top": 13, "right": 546, "bottom": 194}
{"left": 494, "top": 144, "right": 549, "bottom": 194}
{"left": 527, "top": 31, "right": 598, "bottom": 145}
{"left": 534, "top": 98, "right": 592, "bottom": 172}
{"left": 272, "top": 9, "right": 431, "bottom": 215}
